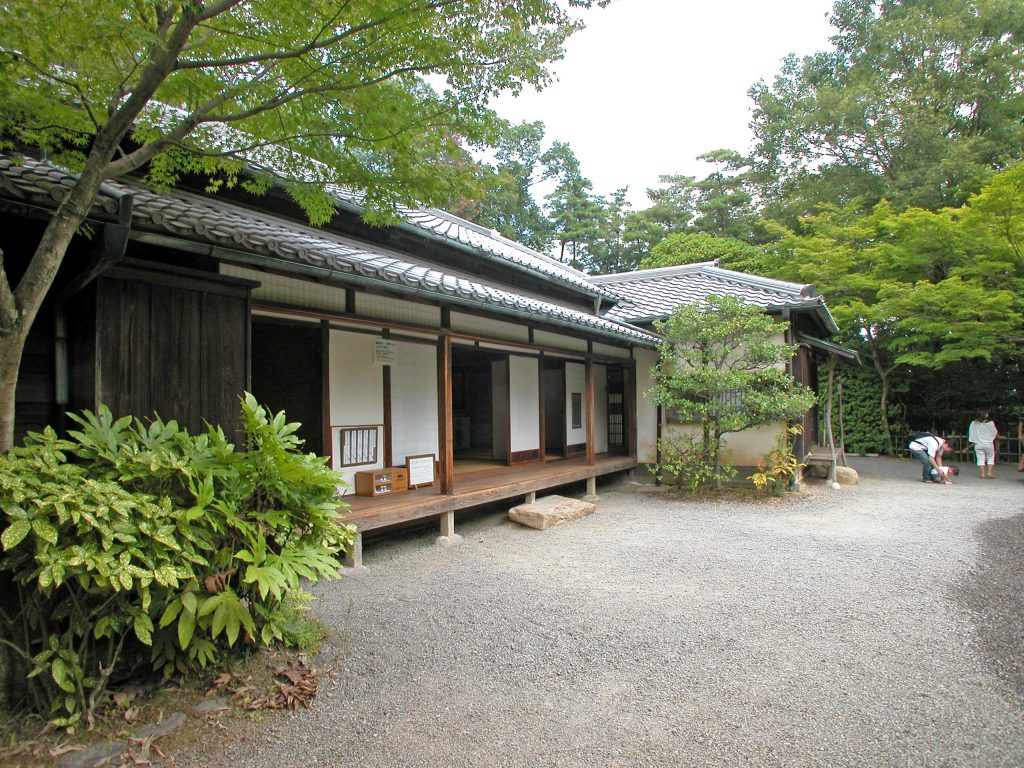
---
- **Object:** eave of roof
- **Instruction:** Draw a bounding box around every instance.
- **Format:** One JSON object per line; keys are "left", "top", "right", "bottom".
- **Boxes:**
{"left": 592, "top": 261, "right": 839, "bottom": 335}
{"left": 329, "top": 189, "right": 614, "bottom": 303}
{"left": 795, "top": 333, "right": 860, "bottom": 364}
{"left": 0, "top": 155, "right": 658, "bottom": 348}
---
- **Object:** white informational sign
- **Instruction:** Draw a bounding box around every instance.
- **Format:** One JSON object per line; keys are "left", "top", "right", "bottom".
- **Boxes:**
{"left": 373, "top": 339, "right": 397, "bottom": 365}
{"left": 406, "top": 454, "right": 435, "bottom": 488}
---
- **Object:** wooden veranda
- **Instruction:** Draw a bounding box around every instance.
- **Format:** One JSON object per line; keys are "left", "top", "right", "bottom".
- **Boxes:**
{"left": 340, "top": 454, "right": 638, "bottom": 567}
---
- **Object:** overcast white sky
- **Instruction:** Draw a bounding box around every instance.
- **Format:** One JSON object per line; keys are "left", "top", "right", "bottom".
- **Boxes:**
{"left": 491, "top": 0, "right": 837, "bottom": 208}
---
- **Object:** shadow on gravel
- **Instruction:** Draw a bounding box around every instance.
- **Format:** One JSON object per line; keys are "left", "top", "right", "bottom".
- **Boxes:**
{"left": 956, "top": 512, "right": 1024, "bottom": 703}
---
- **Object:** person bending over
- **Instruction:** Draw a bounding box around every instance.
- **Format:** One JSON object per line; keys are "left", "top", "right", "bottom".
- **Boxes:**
{"left": 908, "top": 434, "right": 950, "bottom": 483}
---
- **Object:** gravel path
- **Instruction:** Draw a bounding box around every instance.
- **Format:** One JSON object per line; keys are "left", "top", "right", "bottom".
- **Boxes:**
{"left": 177, "top": 457, "right": 1024, "bottom": 767}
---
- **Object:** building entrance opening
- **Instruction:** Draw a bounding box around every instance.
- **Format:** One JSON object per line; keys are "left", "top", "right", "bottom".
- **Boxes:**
{"left": 452, "top": 346, "right": 509, "bottom": 464}
{"left": 250, "top": 317, "right": 323, "bottom": 455}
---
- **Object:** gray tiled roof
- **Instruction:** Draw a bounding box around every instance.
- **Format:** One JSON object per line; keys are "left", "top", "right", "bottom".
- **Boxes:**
{"left": 591, "top": 262, "right": 838, "bottom": 332}
{"left": 329, "top": 189, "right": 609, "bottom": 300}
{"left": 0, "top": 156, "right": 657, "bottom": 346}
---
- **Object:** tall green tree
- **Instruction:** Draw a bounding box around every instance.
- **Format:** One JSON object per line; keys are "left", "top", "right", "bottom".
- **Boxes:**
{"left": 621, "top": 173, "right": 697, "bottom": 257}
{"left": 651, "top": 295, "right": 816, "bottom": 490}
{"left": 750, "top": 174, "right": 1023, "bottom": 452}
{"left": 750, "top": 0, "right": 1024, "bottom": 214}
{"left": 541, "top": 141, "right": 605, "bottom": 266}
{"left": 639, "top": 232, "right": 764, "bottom": 273}
{"left": 691, "top": 149, "right": 758, "bottom": 239}
{"left": 0, "top": 0, "right": 609, "bottom": 451}
{"left": 580, "top": 187, "right": 650, "bottom": 274}
{"left": 456, "top": 121, "right": 555, "bottom": 252}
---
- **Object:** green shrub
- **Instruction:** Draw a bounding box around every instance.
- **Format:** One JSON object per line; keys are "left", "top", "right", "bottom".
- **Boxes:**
{"left": 0, "top": 394, "right": 354, "bottom": 730}
{"left": 655, "top": 433, "right": 735, "bottom": 493}
{"left": 748, "top": 425, "right": 804, "bottom": 495}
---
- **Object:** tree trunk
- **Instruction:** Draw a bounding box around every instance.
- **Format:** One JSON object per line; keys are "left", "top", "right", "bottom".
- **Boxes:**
{"left": 0, "top": 324, "right": 28, "bottom": 452}
{"left": 879, "top": 372, "right": 893, "bottom": 455}
{"left": 0, "top": 140, "right": 117, "bottom": 452}
{"left": 866, "top": 338, "right": 895, "bottom": 456}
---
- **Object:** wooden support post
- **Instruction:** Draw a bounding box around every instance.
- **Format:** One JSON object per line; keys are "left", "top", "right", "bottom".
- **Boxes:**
{"left": 538, "top": 351, "right": 546, "bottom": 461}
{"left": 526, "top": 491, "right": 536, "bottom": 504}
{"left": 440, "top": 510, "right": 455, "bottom": 538}
{"left": 344, "top": 532, "right": 363, "bottom": 570}
{"left": 321, "top": 320, "right": 332, "bottom": 465}
{"left": 436, "top": 510, "right": 462, "bottom": 547}
{"left": 437, "top": 334, "right": 454, "bottom": 495}
{"left": 585, "top": 356, "right": 596, "bottom": 466}
{"left": 626, "top": 357, "right": 638, "bottom": 458}
{"left": 382, "top": 329, "right": 392, "bottom": 467}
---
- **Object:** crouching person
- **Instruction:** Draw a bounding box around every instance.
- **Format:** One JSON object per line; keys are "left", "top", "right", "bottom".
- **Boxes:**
{"left": 931, "top": 464, "right": 959, "bottom": 484}
{"left": 908, "top": 434, "right": 950, "bottom": 483}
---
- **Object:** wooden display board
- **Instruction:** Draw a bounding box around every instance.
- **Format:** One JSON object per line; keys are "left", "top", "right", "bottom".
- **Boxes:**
{"left": 406, "top": 453, "right": 436, "bottom": 489}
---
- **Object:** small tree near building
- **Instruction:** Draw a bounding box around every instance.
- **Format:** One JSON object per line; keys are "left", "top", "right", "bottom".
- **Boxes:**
{"left": 651, "top": 295, "right": 816, "bottom": 491}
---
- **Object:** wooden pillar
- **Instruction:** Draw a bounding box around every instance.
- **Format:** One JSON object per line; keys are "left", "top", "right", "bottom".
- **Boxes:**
{"left": 382, "top": 329, "right": 392, "bottom": 467}
{"left": 439, "top": 510, "right": 456, "bottom": 538}
{"left": 625, "top": 357, "right": 638, "bottom": 458}
{"left": 321, "top": 320, "right": 332, "bottom": 465}
{"left": 585, "top": 356, "right": 595, "bottom": 465}
{"left": 344, "top": 532, "right": 363, "bottom": 569}
{"left": 538, "top": 351, "right": 546, "bottom": 461}
{"left": 437, "top": 334, "right": 454, "bottom": 495}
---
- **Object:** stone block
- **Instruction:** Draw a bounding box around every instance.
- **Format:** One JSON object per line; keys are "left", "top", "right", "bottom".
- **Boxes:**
{"left": 508, "top": 495, "right": 596, "bottom": 530}
{"left": 835, "top": 465, "right": 859, "bottom": 485}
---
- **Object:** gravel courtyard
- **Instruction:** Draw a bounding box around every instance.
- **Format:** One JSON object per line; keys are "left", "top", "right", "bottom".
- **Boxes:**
{"left": 180, "top": 457, "right": 1024, "bottom": 767}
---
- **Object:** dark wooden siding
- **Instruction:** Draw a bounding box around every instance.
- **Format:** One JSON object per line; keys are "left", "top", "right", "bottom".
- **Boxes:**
{"left": 83, "top": 263, "right": 252, "bottom": 441}
{"left": 13, "top": 303, "right": 57, "bottom": 440}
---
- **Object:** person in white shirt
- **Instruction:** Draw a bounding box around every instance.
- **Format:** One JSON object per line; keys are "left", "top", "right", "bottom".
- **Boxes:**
{"left": 908, "top": 434, "right": 949, "bottom": 483}
{"left": 968, "top": 412, "right": 999, "bottom": 479}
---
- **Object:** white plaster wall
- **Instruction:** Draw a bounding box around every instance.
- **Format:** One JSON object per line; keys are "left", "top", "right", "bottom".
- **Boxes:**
{"left": 221, "top": 264, "right": 348, "bottom": 314}
{"left": 509, "top": 355, "right": 539, "bottom": 453}
{"left": 356, "top": 293, "right": 441, "bottom": 327}
{"left": 635, "top": 347, "right": 659, "bottom": 464}
{"left": 534, "top": 329, "right": 587, "bottom": 353}
{"left": 329, "top": 329, "right": 384, "bottom": 488}
{"left": 595, "top": 363, "right": 609, "bottom": 454}
{"left": 593, "top": 342, "right": 631, "bottom": 360}
{"left": 565, "top": 362, "right": 586, "bottom": 446}
{"left": 450, "top": 312, "right": 529, "bottom": 343}
{"left": 390, "top": 341, "right": 438, "bottom": 468}
{"left": 664, "top": 423, "right": 780, "bottom": 467}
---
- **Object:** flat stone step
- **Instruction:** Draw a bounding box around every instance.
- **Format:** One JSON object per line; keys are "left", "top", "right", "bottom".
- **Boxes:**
{"left": 508, "top": 495, "right": 596, "bottom": 530}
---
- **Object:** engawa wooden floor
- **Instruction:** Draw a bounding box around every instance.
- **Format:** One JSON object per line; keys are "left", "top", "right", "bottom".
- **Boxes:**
{"left": 340, "top": 454, "right": 637, "bottom": 532}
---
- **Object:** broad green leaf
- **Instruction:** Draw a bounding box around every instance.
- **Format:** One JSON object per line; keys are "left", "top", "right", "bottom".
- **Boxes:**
{"left": 134, "top": 615, "right": 153, "bottom": 645}
{"left": 160, "top": 599, "right": 183, "bottom": 628}
{"left": 1, "top": 520, "right": 31, "bottom": 550}
{"left": 51, "top": 658, "right": 76, "bottom": 693}
{"left": 178, "top": 611, "right": 196, "bottom": 650}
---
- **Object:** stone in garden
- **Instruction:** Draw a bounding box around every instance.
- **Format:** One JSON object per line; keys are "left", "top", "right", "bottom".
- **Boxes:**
{"left": 508, "top": 495, "right": 595, "bottom": 530}
{"left": 835, "top": 465, "right": 859, "bottom": 485}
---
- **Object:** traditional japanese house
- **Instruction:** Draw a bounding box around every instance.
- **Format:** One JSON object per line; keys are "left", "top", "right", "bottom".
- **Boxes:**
{"left": 2, "top": 155, "right": 848, "bottom": 565}
{"left": 2, "top": 155, "right": 657, "bottom": 565}
{"left": 591, "top": 263, "right": 857, "bottom": 467}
